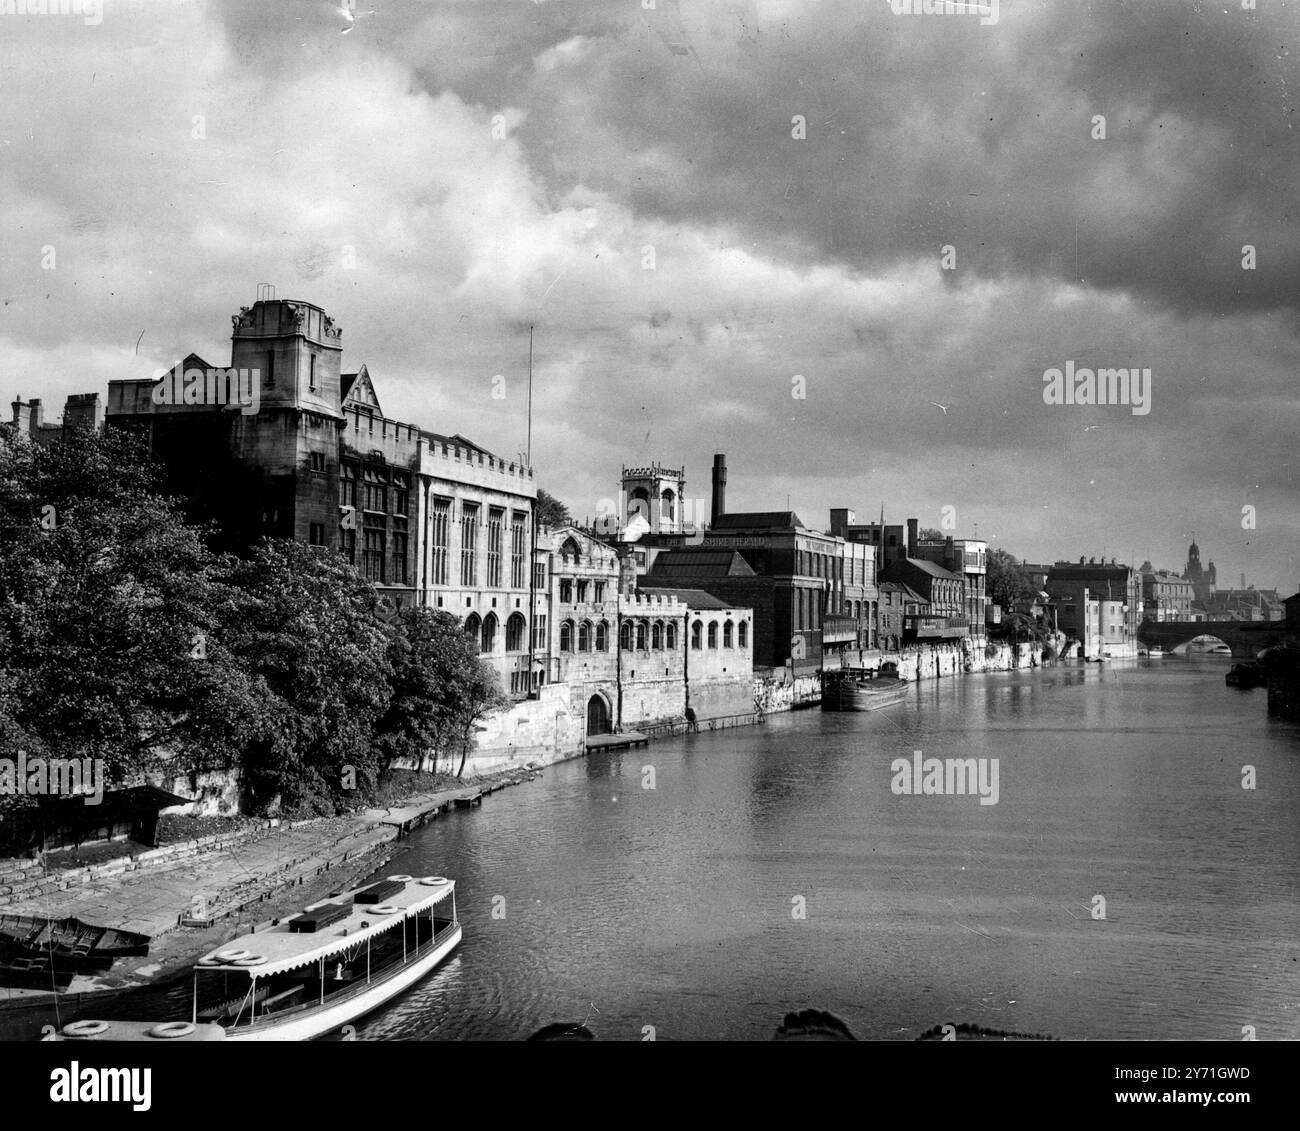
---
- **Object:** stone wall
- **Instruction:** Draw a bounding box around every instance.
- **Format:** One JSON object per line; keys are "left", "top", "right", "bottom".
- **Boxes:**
{"left": 466, "top": 683, "right": 584, "bottom": 772}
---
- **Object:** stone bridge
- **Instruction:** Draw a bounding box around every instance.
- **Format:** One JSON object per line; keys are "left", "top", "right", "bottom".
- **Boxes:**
{"left": 1137, "top": 620, "right": 1285, "bottom": 659}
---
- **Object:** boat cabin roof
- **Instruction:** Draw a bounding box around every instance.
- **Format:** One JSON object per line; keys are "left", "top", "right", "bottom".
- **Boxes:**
{"left": 195, "top": 877, "right": 454, "bottom": 978}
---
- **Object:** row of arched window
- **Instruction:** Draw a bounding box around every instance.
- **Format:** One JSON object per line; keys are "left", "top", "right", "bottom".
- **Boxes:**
{"left": 464, "top": 611, "right": 527, "bottom": 654}
{"left": 558, "top": 617, "right": 749, "bottom": 653}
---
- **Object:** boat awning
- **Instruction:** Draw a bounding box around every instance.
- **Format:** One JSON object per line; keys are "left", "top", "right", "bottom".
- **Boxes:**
{"left": 195, "top": 879, "right": 454, "bottom": 979}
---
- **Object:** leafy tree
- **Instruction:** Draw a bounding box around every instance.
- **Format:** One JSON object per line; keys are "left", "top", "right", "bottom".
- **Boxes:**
{"left": 376, "top": 607, "right": 505, "bottom": 778}
{"left": 216, "top": 541, "right": 396, "bottom": 816}
{"left": 535, "top": 488, "right": 571, "bottom": 529}
{"left": 918, "top": 527, "right": 946, "bottom": 542}
{"left": 0, "top": 427, "right": 261, "bottom": 789}
{"left": 986, "top": 548, "right": 1036, "bottom": 612}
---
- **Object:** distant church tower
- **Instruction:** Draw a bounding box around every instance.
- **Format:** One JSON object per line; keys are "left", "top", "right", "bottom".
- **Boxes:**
{"left": 1184, "top": 537, "right": 1217, "bottom": 605}
{"left": 621, "top": 462, "right": 685, "bottom": 534}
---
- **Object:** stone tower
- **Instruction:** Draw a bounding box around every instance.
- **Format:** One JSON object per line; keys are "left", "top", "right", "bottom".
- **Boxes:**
{"left": 230, "top": 287, "right": 344, "bottom": 421}
{"left": 621, "top": 462, "right": 686, "bottom": 534}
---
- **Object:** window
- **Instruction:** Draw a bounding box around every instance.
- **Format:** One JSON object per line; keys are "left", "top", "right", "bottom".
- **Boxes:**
{"left": 363, "top": 530, "right": 385, "bottom": 582}
{"left": 393, "top": 472, "right": 409, "bottom": 517}
{"left": 531, "top": 613, "right": 547, "bottom": 651}
{"left": 560, "top": 620, "right": 574, "bottom": 652}
{"left": 487, "top": 508, "right": 504, "bottom": 588}
{"left": 578, "top": 621, "right": 591, "bottom": 651}
{"left": 619, "top": 621, "right": 633, "bottom": 651}
{"left": 738, "top": 621, "right": 748, "bottom": 648}
{"left": 339, "top": 529, "right": 356, "bottom": 564}
{"left": 464, "top": 613, "right": 481, "bottom": 641}
{"left": 596, "top": 621, "right": 609, "bottom": 651}
{"left": 309, "top": 451, "right": 326, "bottom": 474}
{"left": 636, "top": 622, "right": 647, "bottom": 650}
{"left": 339, "top": 461, "right": 357, "bottom": 507}
{"left": 723, "top": 621, "right": 733, "bottom": 647}
{"left": 560, "top": 578, "right": 573, "bottom": 603}
{"left": 577, "top": 580, "right": 588, "bottom": 603}
{"left": 363, "top": 467, "right": 387, "bottom": 514}
{"left": 511, "top": 514, "right": 526, "bottom": 589}
{"left": 309, "top": 522, "right": 325, "bottom": 546}
{"left": 666, "top": 622, "right": 677, "bottom": 649}
{"left": 481, "top": 613, "right": 497, "bottom": 654}
{"left": 707, "top": 622, "right": 718, "bottom": 648}
{"left": 506, "top": 613, "right": 526, "bottom": 652}
{"left": 264, "top": 350, "right": 274, "bottom": 388}
{"left": 309, "top": 353, "right": 317, "bottom": 392}
{"left": 430, "top": 497, "right": 450, "bottom": 586}
{"left": 533, "top": 562, "right": 547, "bottom": 591}
{"left": 652, "top": 621, "right": 663, "bottom": 649}
{"left": 460, "top": 504, "right": 479, "bottom": 586}
{"left": 594, "top": 581, "right": 605, "bottom": 603}
{"left": 691, "top": 620, "right": 703, "bottom": 649}
{"left": 392, "top": 532, "right": 408, "bottom": 585}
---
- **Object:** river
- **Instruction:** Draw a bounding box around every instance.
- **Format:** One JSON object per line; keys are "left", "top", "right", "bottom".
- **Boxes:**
{"left": 354, "top": 655, "right": 1300, "bottom": 1041}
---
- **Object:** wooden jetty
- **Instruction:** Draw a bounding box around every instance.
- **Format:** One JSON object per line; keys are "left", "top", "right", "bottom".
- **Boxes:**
{"left": 585, "top": 731, "right": 649, "bottom": 754}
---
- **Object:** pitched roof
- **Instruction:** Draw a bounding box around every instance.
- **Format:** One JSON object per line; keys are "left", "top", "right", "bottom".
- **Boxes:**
{"left": 891, "top": 557, "right": 964, "bottom": 581}
{"left": 879, "top": 580, "right": 927, "bottom": 603}
{"left": 639, "top": 586, "right": 735, "bottom": 610}
{"left": 644, "top": 549, "right": 758, "bottom": 578}
{"left": 711, "top": 510, "right": 804, "bottom": 531}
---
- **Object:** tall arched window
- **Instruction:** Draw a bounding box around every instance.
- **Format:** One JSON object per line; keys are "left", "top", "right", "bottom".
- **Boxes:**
{"left": 506, "top": 612, "right": 526, "bottom": 652}
{"left": 691, "top": 620, "right": 703, "bottom": 649}
{"left": 560, "top": 620, "right": 574, "bottom": 652}
{"left": 578, "top": 620, "right": 592, "bottom": 652}
{"left": 464, "top": 612, "right": 481, "bottom": 641}
{"left": 596, "top": 620, "right": 609, "bottom": 651}
{"left": 723, "top": 621, "right": 733, "bottom": 647}
{"left": 481, "top": 612, "right": 497, "bottom": 654}
{"left": 560, "top": 537, "right": 580, "bottom": 564}
{"left": 636, "top": 621, "right": 647, "bottom": 650}
{"left": 738, "top": 620, "right": 748, "bottom": 648}
{"left": 660, "top": 488, "right": 676, "bottom": 522}
{"left": 652, "top": 621, "right": 663, "bottom": 649}
{"left": 620, "top": 620, "right": 633, "bottom": 651}
{"left": 707, "top": 621, "right": 718, "bottom": 648}
{"left": 666, "top": 622, "right": 678, "bottom": 649}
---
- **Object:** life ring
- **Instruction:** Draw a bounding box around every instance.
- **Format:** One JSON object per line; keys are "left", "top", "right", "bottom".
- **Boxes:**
{"left": 387, "top": 874, "right": 413, "bottom": 883}
{"left": 214, "top": 948, "right": 251, "bottom": 962}
{"left": 149, "top": 1022, "right": 195, "bottom": 1039}
{"left": 369, "top": 905, "right": 400, "bottom": 915}
{"left": 62, "top": 1020, "right": 110, "bottom": 1037}
{"left": 232, "top": 954, "right": 267, "bottom": 966}
{"left": 419, "top": 876, "right": 448, "bottom": 886}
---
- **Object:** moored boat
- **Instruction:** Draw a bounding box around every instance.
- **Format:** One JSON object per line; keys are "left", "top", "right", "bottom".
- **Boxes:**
{"left": 0, "top": 914, "right": 149, "bottom": 985}
{"left": 50, "top": 1019, "right": 226, "bottom": 1041}
{"left": 822, "top": 663, "right": 910, "bottom": 711}
{"left": 1225, "top": 662, "right": 1265, "bottom": 689}
{"left": 51, "top": 874, "right": 461, "bottom": 1042}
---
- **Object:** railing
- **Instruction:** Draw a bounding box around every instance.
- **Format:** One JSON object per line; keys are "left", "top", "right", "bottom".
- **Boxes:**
{"left": 638, "top": 712, "right": 761, "bottom": 739}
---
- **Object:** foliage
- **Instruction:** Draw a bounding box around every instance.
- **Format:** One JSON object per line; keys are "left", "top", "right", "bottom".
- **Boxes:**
{"left": 535, "top": 487, "right": 571, "bottom": 528}
{"left": 986, "top": 548, "right": 1037, "bottom": 612}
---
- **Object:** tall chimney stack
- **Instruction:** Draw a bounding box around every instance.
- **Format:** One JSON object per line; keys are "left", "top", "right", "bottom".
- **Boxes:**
{"left": 907, "top": 518, "right": 918, "bottom": 558}
{"left": 711, "top": 453, "right": 727, "bottom": 526}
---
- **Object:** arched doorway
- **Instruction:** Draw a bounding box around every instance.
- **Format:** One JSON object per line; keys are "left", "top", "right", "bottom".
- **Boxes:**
{"left": 586, "top": 694, "right": 611, "bottom": 736}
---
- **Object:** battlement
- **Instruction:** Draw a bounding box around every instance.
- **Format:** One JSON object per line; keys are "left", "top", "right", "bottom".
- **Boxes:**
{"left": 622, "top": 463, "right": 684, "bottom": 480}
{"left": 621, "top": 593, "right": 686, "bottom": 615}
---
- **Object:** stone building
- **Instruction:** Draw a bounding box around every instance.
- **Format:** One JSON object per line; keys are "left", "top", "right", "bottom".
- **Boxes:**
{"left": 1046, "top": 558, "right": 1142, "bottom": 658}
{"left": 105, "top": 293, "right": 538, "bottom": 697}
{"left": 534, "top": 524, "right": 754, "bottom": 732}
{"left": 8, "top": 394, "right": 105, "bottom": 447}
{"left": 1183, "top": 539, "right": 1217, "bottom": 606}
{"left": 878, "top": 558, "right": 969, "bottom": 642}
{"left": 1139, "top": 563, "right": 1195, "bottom": 621}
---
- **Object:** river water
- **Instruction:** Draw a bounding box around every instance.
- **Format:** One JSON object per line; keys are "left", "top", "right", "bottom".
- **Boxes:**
{"left": 355, "top": 656, "right": 1300, "bottom": 1041}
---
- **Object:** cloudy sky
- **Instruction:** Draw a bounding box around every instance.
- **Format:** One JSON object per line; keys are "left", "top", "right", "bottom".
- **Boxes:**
{"left": 2, "top": 0, "right": 1296, "bottom": 589}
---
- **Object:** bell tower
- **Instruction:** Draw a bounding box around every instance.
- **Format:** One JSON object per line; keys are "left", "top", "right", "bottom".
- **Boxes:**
{"left": 621, "top": 462, "right": 686, "bottom": 534}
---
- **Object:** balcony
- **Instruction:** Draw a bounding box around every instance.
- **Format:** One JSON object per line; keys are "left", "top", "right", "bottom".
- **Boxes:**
{"left": 822, "top": 615, "right": 861, "bottom": 645}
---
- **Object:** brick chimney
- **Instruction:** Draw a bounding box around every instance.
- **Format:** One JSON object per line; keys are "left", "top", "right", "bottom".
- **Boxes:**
{"left": 711, "top": 452, "right": 727, "bottom": 527}
{"left": 907, "top": 518, "right": 918, "bottom": 558}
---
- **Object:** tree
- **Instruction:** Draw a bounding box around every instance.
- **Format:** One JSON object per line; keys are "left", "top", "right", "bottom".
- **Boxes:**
{"left": 535, "top": 488, "right": 571, "bottom": 529}
{"left": 918, "top": 527, "right": 946, "bottom": 542}
{"left": 0, "top": 426, "right": 263, "bottom": 789}
{"left": 986, "top": 548, "right": 1036, "bottom": 612}
{"left": 376, "top": 607, "right": 506, "bottom": 778}
{"left": 216, "top": 540, "right": 396, "bottom": 816}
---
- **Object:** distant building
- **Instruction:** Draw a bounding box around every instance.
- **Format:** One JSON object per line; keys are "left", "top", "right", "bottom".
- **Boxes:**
{"left": 7, "top": 394, "right": 104, "bottom": 447}
{"left": 1139, "top": 562, "right": 1195, "bottom": 621}
{"left": 878, "top": 557, "right": 969, "bottom": 642}
{"left": 1184, "top": 538, "right": 1217, "bottom": 605}
{"left": 878, "top": 580, "right": 927, "bottom": 651}
{"left": 1047, "top": 557, "right": 1142, "bottom": 658}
